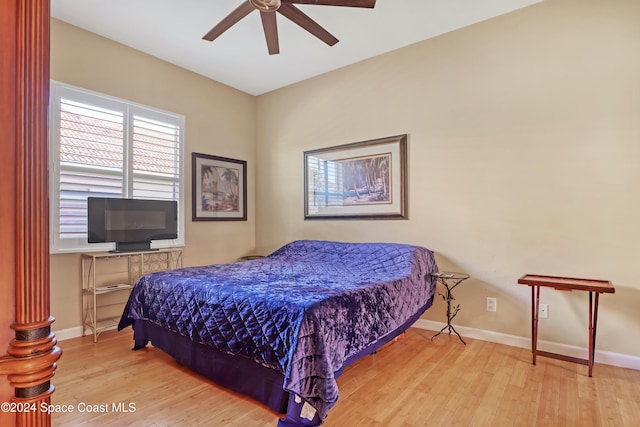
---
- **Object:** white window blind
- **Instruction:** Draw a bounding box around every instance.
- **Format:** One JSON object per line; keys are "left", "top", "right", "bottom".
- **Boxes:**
{"left": 50, "top": 82, "right": 185, "bottom": 253}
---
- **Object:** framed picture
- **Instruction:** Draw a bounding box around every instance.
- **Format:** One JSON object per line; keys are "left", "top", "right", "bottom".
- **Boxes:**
{"left": 304, "top": 134, "right": 408, "bottom": 220}
{"left": 192, "top": 152, "right": 247, "bottom": 221}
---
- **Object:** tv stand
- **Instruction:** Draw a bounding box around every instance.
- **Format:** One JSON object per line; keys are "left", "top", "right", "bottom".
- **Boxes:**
{"left": 81, "top": 247, "right": 183, "bottom": 342}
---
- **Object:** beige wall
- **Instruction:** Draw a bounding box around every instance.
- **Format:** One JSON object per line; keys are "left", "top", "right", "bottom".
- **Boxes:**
{"left": 50, "top": 20, "right": 256, "bottom": 331}
{"left": 255, "top": 0, "right": 640, "bottom": 356}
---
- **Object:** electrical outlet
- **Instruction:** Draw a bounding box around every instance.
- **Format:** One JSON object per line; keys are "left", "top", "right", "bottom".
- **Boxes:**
{"left": 539, "top": 303, "right": 549, "bottom": 319}
{"left": 486, "top": 297, "right": 497, "bottom": 312}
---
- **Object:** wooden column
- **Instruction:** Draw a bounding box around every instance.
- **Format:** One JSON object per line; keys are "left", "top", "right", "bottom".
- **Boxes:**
{"left": 0, "top": 0, "right": 20, "bottom": 424}
{"left": 0, "top": 1, "right": 61, "bottom": 425}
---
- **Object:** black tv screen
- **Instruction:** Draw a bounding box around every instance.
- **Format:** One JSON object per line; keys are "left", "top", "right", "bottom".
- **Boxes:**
{"left": 87, "top": 197, "right": 178, "bottom": 252}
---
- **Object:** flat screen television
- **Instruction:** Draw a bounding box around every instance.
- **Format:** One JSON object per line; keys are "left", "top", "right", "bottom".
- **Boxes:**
{"left": 87, "top": 197, "right": 178, "bottom": 253}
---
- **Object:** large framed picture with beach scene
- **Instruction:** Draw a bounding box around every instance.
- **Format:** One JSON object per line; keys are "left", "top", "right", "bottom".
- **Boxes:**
{"left": 192, "top": 152, "right": 247, "bottom": 221}
{"left": 304, "top": 134, "right": 407, "bottom": 220}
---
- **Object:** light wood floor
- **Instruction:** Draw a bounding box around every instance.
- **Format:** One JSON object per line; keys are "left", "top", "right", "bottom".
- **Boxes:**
{"left": 51, "top": 328, "right": 640, "bottom": 427}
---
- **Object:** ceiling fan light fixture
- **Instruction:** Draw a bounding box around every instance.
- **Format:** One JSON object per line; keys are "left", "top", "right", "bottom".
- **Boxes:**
{"left": 250, "top": 0, "right": 281, "bottom": 12}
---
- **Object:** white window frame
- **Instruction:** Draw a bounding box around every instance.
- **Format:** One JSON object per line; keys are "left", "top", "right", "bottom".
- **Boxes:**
{"left": 49, "top": 81, "right": 185, "bottom": 253}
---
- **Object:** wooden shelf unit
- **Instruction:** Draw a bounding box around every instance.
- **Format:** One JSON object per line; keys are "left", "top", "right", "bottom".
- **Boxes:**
{"left": 81, "top": 248, "right": 183, "bottom": 342}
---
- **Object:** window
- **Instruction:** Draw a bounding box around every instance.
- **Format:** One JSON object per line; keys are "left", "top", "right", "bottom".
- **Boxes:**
{"left": 49, "top": 81, "right": 185, "bottom": 253}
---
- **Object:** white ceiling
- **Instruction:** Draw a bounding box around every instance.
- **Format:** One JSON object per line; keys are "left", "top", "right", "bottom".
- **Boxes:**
{"left": 51, "top": 0, "right": 542, "bottom": 96}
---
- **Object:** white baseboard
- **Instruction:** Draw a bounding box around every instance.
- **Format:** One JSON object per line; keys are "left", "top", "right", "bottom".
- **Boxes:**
{"left": 55, "top": 320, "right": 640, "bottom": 371}
{"left": 54, "top": 324, "right": 118, "bottom": 342}
{"left": 413, "top": 319, "right": 640, "bottom": 371}
{"left": 53, "top": 326, "right": 85, "bottom": 342}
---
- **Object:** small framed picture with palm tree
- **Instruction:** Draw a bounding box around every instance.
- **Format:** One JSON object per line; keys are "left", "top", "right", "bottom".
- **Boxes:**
{"left": 304, "top": 134, "right": 407, "bottom": 220}
{"left": 192, "top": 152, "right": 247, "bottom": 221}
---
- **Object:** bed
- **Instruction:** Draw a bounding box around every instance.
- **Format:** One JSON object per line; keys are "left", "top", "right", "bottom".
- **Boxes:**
{"left": 118, "top": 240, "right": 438, "bottom": 426}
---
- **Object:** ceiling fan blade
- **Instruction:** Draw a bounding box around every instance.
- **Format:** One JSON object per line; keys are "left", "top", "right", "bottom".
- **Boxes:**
{"left": 278, "top": 3, "right": 339, "bottom": 46}
{"left": 283, "top": 0, "right": 376, "bottom": 8}
{"left": 202, "top": 1, "right": 255, "bottom": 42}
{"left": 260, "top": 12, "right": 280, "bottom": 55}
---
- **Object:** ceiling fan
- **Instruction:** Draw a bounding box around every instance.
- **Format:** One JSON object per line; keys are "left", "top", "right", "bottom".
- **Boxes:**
{"left": 202, "top": 0, "right": 377, "bottom": 55}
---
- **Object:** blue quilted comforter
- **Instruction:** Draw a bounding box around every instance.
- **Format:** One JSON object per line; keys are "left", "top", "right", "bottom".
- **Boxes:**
{"left": 118, "top": 240, "right": 438, "bottom": 421}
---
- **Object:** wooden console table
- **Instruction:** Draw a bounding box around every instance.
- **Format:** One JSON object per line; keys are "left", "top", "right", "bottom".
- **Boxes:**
{"left": 517, "top": 274, "right": 615, "bottom": 377}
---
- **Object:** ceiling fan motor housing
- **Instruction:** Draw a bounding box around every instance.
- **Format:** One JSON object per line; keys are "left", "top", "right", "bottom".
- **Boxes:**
{"left": 250, "top": 0, "right": 281, "bottom": 12}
